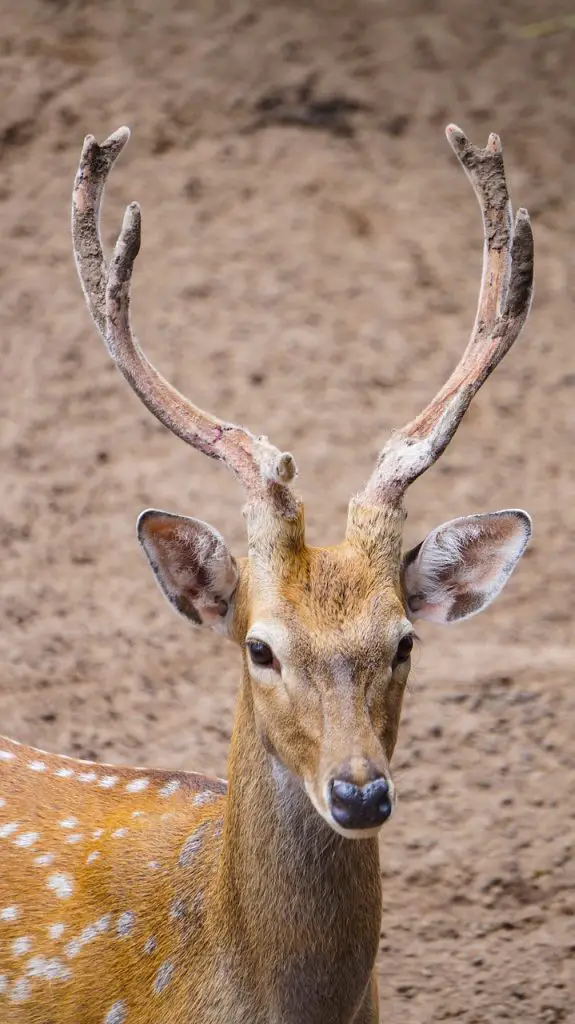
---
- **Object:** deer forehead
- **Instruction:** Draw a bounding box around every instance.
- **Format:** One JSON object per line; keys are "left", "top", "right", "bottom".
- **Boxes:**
{"left": 248, "top": 585, "right": 409, "bottom": 676}
{"left": 245, "top": 556, "right": 408, "bottom": 681}
{"left": 247, "top": 542, "right": 405, "bottom": 627}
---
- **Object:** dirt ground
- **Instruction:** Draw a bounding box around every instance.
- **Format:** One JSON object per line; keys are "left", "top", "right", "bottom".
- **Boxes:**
{"left": 0, "top": 0, "right": 574, "bottom": 1020}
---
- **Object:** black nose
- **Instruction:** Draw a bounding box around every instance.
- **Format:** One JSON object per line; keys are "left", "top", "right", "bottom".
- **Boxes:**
{"left": 329, "top": 777, "right": 392, "bottom": 830}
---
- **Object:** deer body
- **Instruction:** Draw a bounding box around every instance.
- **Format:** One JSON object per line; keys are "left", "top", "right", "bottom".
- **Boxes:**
{"left": 1, "top": 124, "right": 534, "bottom": 1021}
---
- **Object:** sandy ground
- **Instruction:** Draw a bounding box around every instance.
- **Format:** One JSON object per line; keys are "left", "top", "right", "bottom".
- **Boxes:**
{"left": 1, "top": 0, "right": 574, "bottom": 1020}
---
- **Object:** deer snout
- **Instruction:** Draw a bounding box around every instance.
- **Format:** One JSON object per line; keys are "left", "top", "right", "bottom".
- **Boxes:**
{"left": 328, "top": 775, "right": 392, "bottom": 830}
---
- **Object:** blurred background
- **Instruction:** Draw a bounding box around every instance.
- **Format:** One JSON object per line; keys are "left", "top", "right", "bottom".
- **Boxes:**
{"left": 0, "top": 1, "right": 574, "bottom": 1019}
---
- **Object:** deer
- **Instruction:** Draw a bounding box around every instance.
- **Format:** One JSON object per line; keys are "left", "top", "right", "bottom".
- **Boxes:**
{"left": 0, "top": 122, "right": 533, "bottom": 1023}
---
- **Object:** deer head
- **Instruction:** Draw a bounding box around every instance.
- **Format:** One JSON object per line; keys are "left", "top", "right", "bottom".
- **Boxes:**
{"left": 73, "top": 124, "right": 533, "bottom": 840}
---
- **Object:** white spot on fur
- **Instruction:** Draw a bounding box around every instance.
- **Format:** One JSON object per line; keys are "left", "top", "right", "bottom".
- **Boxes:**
{"left": 0, "top": 750, "right": 15, "bottom": 761}
{"left": 191, "top": 889, "right": 205, "bottom": 915}
{"left": 78, "top": 771, "right": 98, "bottom": 783}
{"left": 47, "top": 872, "right": 74, "bottom": 899}
{"left": 93, "top": 829, "right": 104, "bottom": 838}
{"left": 170, "top": 898, "right": 186, "bottom": 920}
{"left": 1, "top": 905, "right": 20, "bottom": 921}
{"left": 144, "top": 936, "right": 157, "bottom": 954}
{"left": 27, "top": 955, "right": 72, "bottom": 982}
{"left": 55, "top": 767, "right": 74, "bottom": 778}
{"left": 126, "top": 778, "right": 149, "bottom": 793}
{"left": 65, "top": 833, "right": 84, "bottom": 845}
{"left": 65, "top": 937, "right": 82, "bottom": 958}
{"left": 66, "top": 915, "right": 110, "bottom": 959}
{"left": 112, "top": 828, "right": 128, "bottom": 839}
{"left": 0, "top": 822, "right": 19, "bottom": 838}
{"left": 78, "top": 922, "right": 101, "bottom": 946}
{"left": 87, "top": 851, "right": 100, "bottom": 864}
{"left": 131, "top": 810, "right": 145, "bottom": 818}
{"left": 193, "top": 791, "right": 215, "bottom": 807}
{"left": 105, "top": 1000, "right": 127, "bottom": 1024}
{"left": 13, "top": 936, "right": 32, "bottom": 956}
{"left": 11, "top": 977, "right": 31, "bottom": 1003}
{"left": 49, "top": 923, "right": 66, "bottom": 939}
{"left": 117, "top": 911, "right": 136, "bottom": 937}
{"left": 179, "top": 825, "right": 207, "bottom": 867}
{"left": 60, "top": 817, "right": 79, "bottom": 829}
{"left": 99, "top": 776, "right": 119, "bottom": 789}
{"left": 0, "top": 975, "right": 6, "bottom": 993}
{"left": 29, "top": 760, "right": 47, "bottom": 772}
{"left": 159, "top": 780, "right": 180, "bottom": 798}
{"left": 34, "top": 853, "right": 55, "bottom": 867}
{"left": 148, "top": 860, "right": 160, "bottom": 870}
{"left": 154, "top": 960, "right": 174, "bottom": 994}
{"left": 14, "top": 831, "right": 39, "bottom": 848}
{"left": 0, "top": 797, "right": 6, "bottom": 807}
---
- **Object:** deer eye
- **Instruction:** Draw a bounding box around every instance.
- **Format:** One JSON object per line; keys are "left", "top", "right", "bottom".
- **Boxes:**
{"left": 247, "top": 640, "right": 275, "bottom": 668}
{"left": 393, "top": 634, "right": 414, "bottom": 668}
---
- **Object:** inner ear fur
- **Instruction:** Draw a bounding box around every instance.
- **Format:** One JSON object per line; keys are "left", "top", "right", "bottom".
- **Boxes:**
{"left": 401, "top": 509, "right": 532, "bottom": 624}
{"left": 137, "top": 510, "right": 239, "bottom": 630}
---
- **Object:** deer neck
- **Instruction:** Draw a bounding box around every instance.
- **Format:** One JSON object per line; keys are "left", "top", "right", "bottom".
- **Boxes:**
{"left": 217, "top": 678, "right": 382, "bottom": 1021}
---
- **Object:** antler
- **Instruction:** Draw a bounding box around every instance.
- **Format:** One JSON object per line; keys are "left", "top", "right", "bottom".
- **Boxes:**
{"left": 71, "top": 127, "right": 298, "bottom": 513}
{"left": 359, "top": 124, "right": 534, "bottom": 507}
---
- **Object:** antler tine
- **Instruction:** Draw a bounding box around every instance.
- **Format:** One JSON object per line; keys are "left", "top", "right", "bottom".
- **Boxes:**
{"left": 360, "top": 124, "right": 534, "bottom": 508}
{"left": 72, "top": 128, "right": 297, "bottom": 512}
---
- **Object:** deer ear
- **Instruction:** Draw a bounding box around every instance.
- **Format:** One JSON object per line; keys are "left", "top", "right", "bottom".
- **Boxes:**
{"left": 137, "top": 510, "right": 239, "bottom": 634}
{"left": 402, "top": 510, "right": 531, "bottom": 624}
